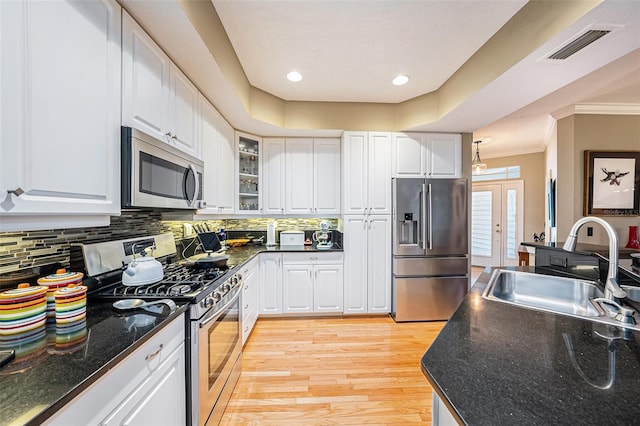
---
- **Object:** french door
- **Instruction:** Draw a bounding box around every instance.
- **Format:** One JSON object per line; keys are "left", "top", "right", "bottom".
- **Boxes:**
{"left": 471, "top": 181, "right": 524, "bottom": 267}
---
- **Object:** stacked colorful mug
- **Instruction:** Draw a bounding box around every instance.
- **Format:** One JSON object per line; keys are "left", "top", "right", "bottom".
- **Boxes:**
{"left": 0, "top": 284, "right": 48, "bottom": 339}
{"left": 37, "top": 269, "right": 84, "bottom": 320}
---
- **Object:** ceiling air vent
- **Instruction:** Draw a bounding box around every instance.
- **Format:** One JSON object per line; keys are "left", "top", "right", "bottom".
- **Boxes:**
{"left": 547, "top": 29, "right": 611, "bottom": 60}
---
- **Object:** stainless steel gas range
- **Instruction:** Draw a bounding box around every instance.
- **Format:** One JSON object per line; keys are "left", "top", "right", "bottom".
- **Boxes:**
{"left": 72, "top": 233, "right": 242, "bottom": 426}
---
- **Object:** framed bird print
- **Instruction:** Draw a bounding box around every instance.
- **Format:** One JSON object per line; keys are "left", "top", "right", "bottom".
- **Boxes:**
{"left": 584, "top": 150, "right": 640, "bottom": 216}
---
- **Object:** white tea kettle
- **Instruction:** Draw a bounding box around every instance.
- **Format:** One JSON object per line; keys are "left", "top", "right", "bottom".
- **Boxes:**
{"left": 122, "top": 245, "right": 163, "bottom": 286}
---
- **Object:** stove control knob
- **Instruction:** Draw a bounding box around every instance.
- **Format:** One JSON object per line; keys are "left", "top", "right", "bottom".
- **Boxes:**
{"left": 230, "top": 277, "right": 238, "bottom": 285}
{"left": 223, "top": 283, "right": 231, "bottom": 293}
{"left": 236, "top": 273, "right": 243, "bottom": 281}
{"left": 212, "top": 292, "right": 221, "bottom": 303}
{"left": 201, "top": 296, "right": 215, "bottom": 309}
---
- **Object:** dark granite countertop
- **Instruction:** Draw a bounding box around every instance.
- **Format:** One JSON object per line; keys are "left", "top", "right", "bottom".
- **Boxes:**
{"left": 421, "top": 267, "right": 640, "bottom": 425}
{"left": 219, "top": 243, "right": 344, "bottom": 268}
{"left": 0, "top": 301, "right": 188, "bottom": 426}
{"left": 0, "top": 243, "right": 341, "bottom": 425}
{"left": 522, "top": 241, "right": 640, "bottom": 260}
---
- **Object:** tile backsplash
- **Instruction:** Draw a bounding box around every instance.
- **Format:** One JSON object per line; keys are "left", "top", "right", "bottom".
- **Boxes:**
{"left": 0, "top": 213, "right": 339, "bottom": 275}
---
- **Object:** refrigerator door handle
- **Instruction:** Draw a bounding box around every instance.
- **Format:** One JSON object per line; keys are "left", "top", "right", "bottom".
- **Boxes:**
{"left": 427, "top": 183, "right": 433, "bottom": 250}
{"left": 420, "top": 182, "right": 427, "bottom": 252}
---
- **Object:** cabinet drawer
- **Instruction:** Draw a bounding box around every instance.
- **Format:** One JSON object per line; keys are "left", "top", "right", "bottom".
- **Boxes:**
{"left": 282, "top": 252, "right": 343, "bottom": 265}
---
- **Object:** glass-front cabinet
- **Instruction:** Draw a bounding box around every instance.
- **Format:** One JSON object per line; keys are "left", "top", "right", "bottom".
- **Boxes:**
{"left": 236, "top": 132, "right": 262, "bottom": 213}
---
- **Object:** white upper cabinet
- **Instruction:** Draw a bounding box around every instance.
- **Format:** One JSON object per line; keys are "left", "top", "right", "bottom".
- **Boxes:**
{"left": 342, "top": 132, "right": 392, "bottom": 215}
{"left": 285, "top": 138, "right": 340, "bottom": 215}
{"left": 393, "top": 132, "right": 461, "bottom": 178}
{"left": 313, "top": 139, "right": 341, "bottom": 215}
{"left": 122, "top": 11, "right": 200, "bottom": 159}
{"left": 0, "top": 0, "right": 122, "bottom": 231}
{"left": 262, "top": 138, "right": 286, "bottom": 215}
{"left": 393, "top": 133, "right": 425, "bottom": 177}
{"left": 198, "top": 95, "right": 234, "bottom": 214}
{"left": 236, "top": 132, "right": 262, "bottom": 214}
{"left": 285, "top": 138, "right": 314, "bottom": 214}
{"left": 428, "top": 133, "right": 462, "bottom": 178}
{"left": 169, "top": 63, "right": 199, "bottom": 158}
{"left": 216, "top": 113, "right": 236, "bottom": 214}
{"left": 121, "top": 10, "right": 168, "bottom": 143}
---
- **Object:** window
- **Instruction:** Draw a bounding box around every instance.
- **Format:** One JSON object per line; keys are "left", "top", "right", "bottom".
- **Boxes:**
{"left": 472, "top": 166, "right": 520, "bottom": 182}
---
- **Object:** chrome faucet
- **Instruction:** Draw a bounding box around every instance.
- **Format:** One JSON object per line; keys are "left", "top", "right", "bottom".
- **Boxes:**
{"left": 562, "top": 216, "right": 626, "bottom": 300}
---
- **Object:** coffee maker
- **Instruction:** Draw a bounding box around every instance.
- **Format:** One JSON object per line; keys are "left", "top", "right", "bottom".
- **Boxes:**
{"left": 313, "top": 220, "right": 333, "bottom": 249}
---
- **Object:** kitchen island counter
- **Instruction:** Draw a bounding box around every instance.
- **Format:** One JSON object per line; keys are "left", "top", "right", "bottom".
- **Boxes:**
{"left": 0, "top": 301, "right": 188, "bottom": 426}
{"left": 422, "top": 267, "right": 640, "bottom": 425}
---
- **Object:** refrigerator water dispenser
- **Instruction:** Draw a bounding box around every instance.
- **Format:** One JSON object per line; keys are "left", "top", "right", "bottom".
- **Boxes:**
{"left": 399, "top": 213, "right": 418, "bottom": 245}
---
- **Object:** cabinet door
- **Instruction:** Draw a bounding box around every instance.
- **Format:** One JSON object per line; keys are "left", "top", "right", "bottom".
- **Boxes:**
{"left": 368, "top": 132, "right": 392, "bottom": 214}
{"left": 282, "top": 264, "right": 313, "bottom": 313}
{"left": 285, "top": 138, "right": 314, "bottom": 214}
{"left": 199, "top": 95, "right": 220, "bottom": 213}
{"left": 122, "top": 10, "right": 169, "bottom": 143}
{"left": 241, "top": 260, "right": 259, "bottom": 345}
{"left": 237, "top": 132, "right": 262, "bottom": 214}
{"left": 342, "top": 216, "right": 368, "bottom": 314}
{"left": 367, "top": 215, "right": 392, "bottom": 313}
{"left": 0, "top": 0, "right": 121, "bottom": 228}
{"left": 313, "top": 138, "right": 341, "bottom": 215}
{"left": 427, "top": 134, "right": 462, "bottom": 178}
{"left": 216, "top": 115, "right": 235, "bottom": 214}
{"left": 169, "top": 63, "right": 199, "bottom": 158}
{"left": 314, "top": 264, "right": 344, "bottom": 312}
{"left": 393, "top": 133, "right": 425, "bottom": 177}
{"left": 263, "top": 138, "right": 286, "bottom": 215}
{"left": 101, "top": 343, "right": 186, "bottom": 426}
{"left": 259, "top": 253, "right": 282, "bottom": 315}
{"left": 341, "top": 132, "right": 368, "bottom": 215}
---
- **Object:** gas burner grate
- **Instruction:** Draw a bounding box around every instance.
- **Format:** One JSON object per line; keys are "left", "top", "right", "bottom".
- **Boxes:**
{"left": 95, "top": 262, "right": 231, "bottom": 300}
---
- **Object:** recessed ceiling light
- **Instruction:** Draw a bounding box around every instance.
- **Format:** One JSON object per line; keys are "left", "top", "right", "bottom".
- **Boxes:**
{"left": 392, "top": 75, "right": 409, "bottom": 86}
{"left": 287, "top": 71, "right": 302, "bottom": 82}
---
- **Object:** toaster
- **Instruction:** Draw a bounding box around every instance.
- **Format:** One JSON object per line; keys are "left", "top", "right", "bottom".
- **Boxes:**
{"left": 279, "top": 230, "right": 305, "bottom": 246}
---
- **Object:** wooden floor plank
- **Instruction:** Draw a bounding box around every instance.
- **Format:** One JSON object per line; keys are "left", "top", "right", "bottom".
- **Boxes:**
{"left": 220, "top": 316, "right": 445, "bottom": 425}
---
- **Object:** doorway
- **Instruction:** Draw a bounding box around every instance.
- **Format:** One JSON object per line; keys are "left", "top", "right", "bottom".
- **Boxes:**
{"left": 471, "top": 181, "right": 524, "bottom": 267}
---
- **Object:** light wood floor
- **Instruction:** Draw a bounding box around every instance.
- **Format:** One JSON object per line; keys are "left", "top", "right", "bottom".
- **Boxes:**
{"left": 220, "top": 316, "right": 445, "bottom": 425}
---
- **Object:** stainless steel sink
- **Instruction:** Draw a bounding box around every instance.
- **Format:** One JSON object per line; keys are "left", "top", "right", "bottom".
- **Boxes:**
{"left": 622, "top": 285, "right": 640, "bottom": 304}
{"left": 483, "top": 270, "right": 640, "bottom": 331}
{"left": 483, "top": 269, "right": 603, "bottom": 317}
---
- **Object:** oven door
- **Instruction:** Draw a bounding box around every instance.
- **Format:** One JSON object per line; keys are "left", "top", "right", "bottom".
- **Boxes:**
{"left": 194, "top": 290, "right": 241, "bottom": 426}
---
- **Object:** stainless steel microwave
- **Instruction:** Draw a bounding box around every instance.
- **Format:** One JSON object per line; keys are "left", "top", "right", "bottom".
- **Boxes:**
{"left": 121, "top": 126, "right": 205, "bottom": 209}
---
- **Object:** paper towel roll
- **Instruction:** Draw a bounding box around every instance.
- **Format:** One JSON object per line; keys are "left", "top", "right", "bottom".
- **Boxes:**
{"left": 267, "top": 221, "right": 277, "bottom": 246}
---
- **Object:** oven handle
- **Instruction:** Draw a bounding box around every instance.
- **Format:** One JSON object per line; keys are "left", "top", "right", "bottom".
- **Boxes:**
{"left": 198, "top": 289, "right": 240, "bottom": 329}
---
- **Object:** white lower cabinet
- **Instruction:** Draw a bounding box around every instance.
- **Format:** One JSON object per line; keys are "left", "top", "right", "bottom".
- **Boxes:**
{"left": 282, "top": 253, "right": 343, "bottom": 314}
{"left": 282, "top": 263, "right": 314, "bottom": 313}
{"left": 260, "top": 253, "right": 283, "bottom": 315}
{"left": 46, "top": 315, "right": 186, "bottom": 426}
{"left": 241, "top": 257, "right": 260, "bottom": 345}
{"left": 313, "top": 264, "right": 344, "bottom": 312}
{"left": 432, "top": 391, "right": 459, "bottom": 426}
{"left": 343, "top": 215, "right": 392, "bottom": 314}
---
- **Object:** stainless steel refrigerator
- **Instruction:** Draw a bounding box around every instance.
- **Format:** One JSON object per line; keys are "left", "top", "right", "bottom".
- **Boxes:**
{"left": 391, "top": 177, "right": 469, "bottom": 322}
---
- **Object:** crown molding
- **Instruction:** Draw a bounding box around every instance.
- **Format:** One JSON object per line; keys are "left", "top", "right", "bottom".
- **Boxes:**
{"left": 553, "top": 103, "right": 640, "bottom": 119}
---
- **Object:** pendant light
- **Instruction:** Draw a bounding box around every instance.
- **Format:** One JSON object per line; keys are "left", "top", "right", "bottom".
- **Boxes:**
{"left": 472, "top": 141, "right": 487, "bottom": 175}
